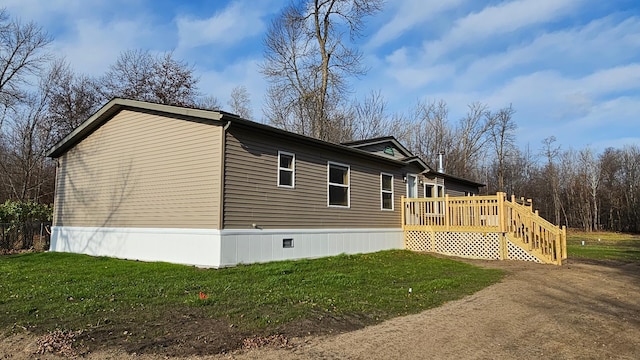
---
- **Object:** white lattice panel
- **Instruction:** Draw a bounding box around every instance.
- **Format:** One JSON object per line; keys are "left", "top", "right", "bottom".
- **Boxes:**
{"left": 507, "top": 240, "right": 542, "bottom": 263}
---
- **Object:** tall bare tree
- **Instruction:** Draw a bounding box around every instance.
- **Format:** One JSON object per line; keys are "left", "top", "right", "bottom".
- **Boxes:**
{"left": 402, "top": 99, "right": 453, "bottom": 168}
{"left": 541, "top": 136, "right": 563, "bottom": 225}
{"left": 261, "top": 0, "right": 384, "bottom": 142}
{"left": 0, "top": 9, "right": 51, "bottom": 110}
{"left": 579, "top": 147, "right": 600, "bottom": 231}
{"left": 488, "top": 105, "right": 516, "bottom": 192}
{"left": 101, "top": 50, "right": 199, "bottom": 106}
{"left": 0, "top": 72, "right": 56, "bottom": 202}
{"left": 196, "top": 95, "right": 222, "bottom": 111}
{"left": 228, "top": 85, "right": 252, "bottom": 119}
{"left": 448, "top": 102, "right": 495, "bottom": 178}
{"left": 47, "top": 59, "right": 102, "bottom": 140}
{"left": 348, "top": 90, "right": 405, "bottom": 141}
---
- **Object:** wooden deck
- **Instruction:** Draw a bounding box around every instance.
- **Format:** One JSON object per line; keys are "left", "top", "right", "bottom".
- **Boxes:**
{"left": 402, "top": 193, "right": 567, "bottom": 265}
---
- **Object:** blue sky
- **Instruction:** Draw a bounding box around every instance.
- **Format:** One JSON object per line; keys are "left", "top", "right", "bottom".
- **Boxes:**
{"left": 5, "top": 0, "right": 640, "bottom": 152}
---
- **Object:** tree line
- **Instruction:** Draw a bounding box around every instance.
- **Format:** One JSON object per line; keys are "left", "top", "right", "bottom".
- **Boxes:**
{"left": 1, "top": 2, "right": 638, "bottom": 233}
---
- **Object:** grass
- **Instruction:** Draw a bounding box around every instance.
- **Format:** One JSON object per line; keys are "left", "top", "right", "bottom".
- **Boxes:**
{"left": 0, "top": 250, "right": 503, "bottom": 336}
{"left": 567, "top": 231, "right": 640, "bottom": 262}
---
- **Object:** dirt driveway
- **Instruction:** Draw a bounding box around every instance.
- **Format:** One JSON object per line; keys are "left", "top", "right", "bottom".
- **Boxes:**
{"left": 3, "top": 258, "right": 640, "bottom": 359}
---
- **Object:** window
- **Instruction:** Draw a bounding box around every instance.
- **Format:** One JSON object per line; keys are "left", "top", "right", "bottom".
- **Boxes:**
{"left": 283, "top": 238, "right": 294, "bottom": 248}
{"left": 278, "top": 151, "right": 295, "bottom": 188}
{"left": 424, "top": 183, "right": 445, "bottom": 198}
{"left": 328, "top": 162, "right": 350, "bottom": 207}
{"left": 424, "top": 184, "right": 434, "bottom": 198}
{"left": 381, "top": 173, "right": 394, "bottom": 210}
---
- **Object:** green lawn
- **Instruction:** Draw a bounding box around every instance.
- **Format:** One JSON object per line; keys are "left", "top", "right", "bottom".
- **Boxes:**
{"left": 567, "top": 231, "right": 640, "bottom": 262}
{"left": 0, "top": 250, "right": 503, "bottom": 337}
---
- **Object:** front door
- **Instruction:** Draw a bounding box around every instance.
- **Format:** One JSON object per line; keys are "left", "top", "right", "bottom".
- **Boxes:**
{"left": 406, "top": 174, "right": 418, "bottom": 198}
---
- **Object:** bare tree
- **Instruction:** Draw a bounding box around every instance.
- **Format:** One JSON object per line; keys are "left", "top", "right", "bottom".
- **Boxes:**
{"left": 47, "top": 59, "right": 103, "bottom": 140}
{"left": 196, "top": 95, "right": 222, "bottom": 111}
{"left": 228, "top": 85, "right": 252, "bottom": 118}
{"left": 402, "top": 99, "right": 453, "bottom": 168}
{"left": 579, "top": 147, "right": 601, "bottom": 231}
{"left": 261, "top": 0, "right": 384, "bottom": 142}
{"left": 448, "top": 102, "right": 495, "bottom": 178}
{"left": 349, "top": 90, "right": 405, "bottom": 141}
{"left": 0, "top": 75, "right": 56, "bottom": 202}
{"left": 101, "top": 50, "right": 199, "bottom": 106}
{"left": 488, "top": 105, "right": 516, "bottom": 193}
{"left": 541, "top": 136, "right": 563, "bottom": 225}
{"left": 0, "top": 9, "right": 51, "bottom": 110}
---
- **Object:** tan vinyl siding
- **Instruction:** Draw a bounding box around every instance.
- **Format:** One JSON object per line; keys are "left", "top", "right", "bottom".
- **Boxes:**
{"left": 223, "top": 127, "right": 410, "bottom": 229}
{"left": 53, "top": 109, "right": 222, "bottom": 229}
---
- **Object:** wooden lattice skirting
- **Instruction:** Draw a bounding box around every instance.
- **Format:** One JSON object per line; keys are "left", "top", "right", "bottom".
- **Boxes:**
{"left": 405, "top": 230, "right": 542, "bottom": 263}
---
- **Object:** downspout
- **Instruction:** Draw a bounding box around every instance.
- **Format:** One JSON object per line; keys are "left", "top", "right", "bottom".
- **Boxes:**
{"left": 218, "top": 120, "right": 231, "bottom": 231}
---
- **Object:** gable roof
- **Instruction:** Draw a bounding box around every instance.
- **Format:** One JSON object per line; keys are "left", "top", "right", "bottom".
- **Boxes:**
{"left": 47, "top": 98, "right": 485, "bottom": 188}
{"left": 46, "top": 99, "right": 405, "bottom": 168}
{"left": 342, "top": 136, "right": 414, "bottom": 158}
{"left": 46, "top": 98, "right": 225, "bottom": 158}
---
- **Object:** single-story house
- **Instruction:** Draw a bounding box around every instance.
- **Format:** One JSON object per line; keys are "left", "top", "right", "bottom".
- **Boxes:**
{"left": 46, "top": 98, "right": 483, "bottom": 267}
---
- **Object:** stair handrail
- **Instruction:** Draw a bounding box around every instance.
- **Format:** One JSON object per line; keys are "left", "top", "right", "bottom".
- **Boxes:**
{"left": 501, "top": 192, "right": 567, "bottom": 265}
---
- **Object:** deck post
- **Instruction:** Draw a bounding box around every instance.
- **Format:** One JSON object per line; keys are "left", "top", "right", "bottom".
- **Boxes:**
{"left": 497, "top": 192, "right": 505, "bottom": 233}
{"left": 561, "top": 225, "right": 567, "bottom": 260}
{"left": 401, "top": 196, "right": 406, "bottom": 249}
{"left": 401, "top": 196, "right": 406, "bottom": 230}
{"left": 497, "top": 193, "right": 507, "bottom": 260}
{"left": 444, "top": 194, "right": 450, "bottom": 232}
{"left": 554, "top": 229, "right": 562, "bottom": 265}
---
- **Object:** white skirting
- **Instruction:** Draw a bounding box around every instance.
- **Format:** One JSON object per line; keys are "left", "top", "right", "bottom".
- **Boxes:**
{"left": 49, "top": 226, "right": 222, "bottom": 267}
{"left": 49, "top": 226, "right": 404, "bottom": 268}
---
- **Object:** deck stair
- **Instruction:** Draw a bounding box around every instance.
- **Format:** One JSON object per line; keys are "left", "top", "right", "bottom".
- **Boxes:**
{"left": 402, "top": 192, "right": 567, "bottom": 265}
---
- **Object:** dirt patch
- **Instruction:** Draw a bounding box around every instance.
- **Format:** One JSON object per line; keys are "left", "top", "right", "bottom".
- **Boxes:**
{"left": 1, "top": 257, "right": 639, "bottom": 359}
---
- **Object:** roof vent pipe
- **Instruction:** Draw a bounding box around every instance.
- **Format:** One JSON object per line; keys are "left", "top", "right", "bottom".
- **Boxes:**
{"left": 437, "top": 152, "right": 445, "bottom": 173}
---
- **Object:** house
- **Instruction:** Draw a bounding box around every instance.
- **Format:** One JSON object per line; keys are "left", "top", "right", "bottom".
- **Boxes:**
{"left": 46, "top": 98, "right": 483, "bottom": 267}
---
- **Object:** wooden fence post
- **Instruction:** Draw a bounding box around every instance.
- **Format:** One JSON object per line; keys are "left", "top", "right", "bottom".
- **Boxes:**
{"left": 401, "top": 196, "right": 406, "bottom": 249}
{"left": 497, "top": 192, "right": 507, "bottom": 260}
{"left": 562, "top": 225, "right": 567, "bottom": 260}
{"left": 444, "top": 194, "right": 450, "bottom": 232}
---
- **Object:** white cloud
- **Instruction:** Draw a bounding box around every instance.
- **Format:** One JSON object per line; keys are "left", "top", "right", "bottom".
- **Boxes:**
{"left": 53, "top": 18, "right": 161, "bottom": 76}
{"left": 457, "top": 15, "right": 640, "bottom": 89}
{"left": 176, "top": 1, "right": 267, "bottom": 50}
{"left": 422, "top": 0, "right": 584, "bottom": 60}
{"left": 198, "top": 58, "right": 267, "bottom": 121}
{"left": 367, "top": 0, "right": 467, "bottom": 48}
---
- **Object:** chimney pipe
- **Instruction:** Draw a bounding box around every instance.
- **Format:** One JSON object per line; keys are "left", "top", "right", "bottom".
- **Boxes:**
{"left": 437, "top": 152, "right": 445, "bottom": 173}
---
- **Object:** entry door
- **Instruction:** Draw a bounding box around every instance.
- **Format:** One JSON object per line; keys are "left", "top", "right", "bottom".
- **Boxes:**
{"left": 406, "top": 174, "right": 418, "bottom": 198}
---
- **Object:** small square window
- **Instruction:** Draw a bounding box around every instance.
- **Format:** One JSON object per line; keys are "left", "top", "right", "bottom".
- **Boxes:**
{"left": 283, "top": 238, "right": 294, "bottom": 248}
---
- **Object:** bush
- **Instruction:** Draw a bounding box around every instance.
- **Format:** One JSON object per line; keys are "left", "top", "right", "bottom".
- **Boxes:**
{"left": 0, "top": 200, "right": 52, "bottom": 251}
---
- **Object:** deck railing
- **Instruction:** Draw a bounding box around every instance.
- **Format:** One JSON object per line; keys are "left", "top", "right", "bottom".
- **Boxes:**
{"left": 402, "top": 192, "right": 567, "bottom": 265}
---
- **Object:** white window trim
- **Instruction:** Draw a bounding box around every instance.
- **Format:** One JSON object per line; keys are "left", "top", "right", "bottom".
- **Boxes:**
{"left": 380, "top": 172, "right": 395, "bottom": 211}
{"left": 406, "top": 173, "right": 418, "bottom": 198}
{"left": 380, "top": 172, "right": 394, "bottom": 211}
{"left": 277, "top": 151, "right": 295, "bottom": 188}
{"left": 327, "top": 161, "right": 350, "bottom": 208}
